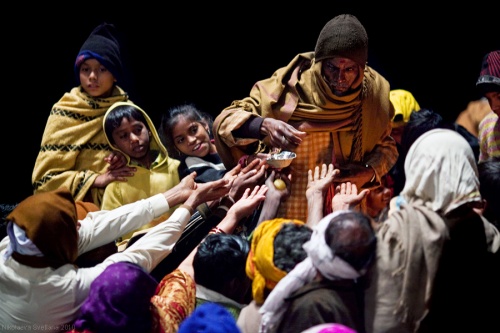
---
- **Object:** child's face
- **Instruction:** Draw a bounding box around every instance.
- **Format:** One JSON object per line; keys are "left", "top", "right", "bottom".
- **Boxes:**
{"left": 484, "top": 91, "right": 500, "bottom": 116}
{"left": 79, "top": 58, "right": 116, "bottom": 98}
{"left": 172, "top": 116, "right": 212, "bottom": 158}
{"left": 111, "top": 117, "right": 150, "bottom": 160}
{"left": 365, "top": 183, "right": 392, "bottom": 217}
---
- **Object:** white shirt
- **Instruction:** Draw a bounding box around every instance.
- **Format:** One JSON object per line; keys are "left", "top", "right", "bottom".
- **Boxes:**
{"left": 0, "top": 194, "right": 191, "bottom": 332}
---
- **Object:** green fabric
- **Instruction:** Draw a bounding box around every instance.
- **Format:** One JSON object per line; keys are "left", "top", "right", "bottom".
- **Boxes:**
{"left": 196, "top": 298, "right": 241, "bottom": 321}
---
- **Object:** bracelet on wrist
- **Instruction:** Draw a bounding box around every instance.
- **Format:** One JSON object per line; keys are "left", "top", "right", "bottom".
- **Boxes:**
{"left": 209, "top": 226, "right": 226, "bottom": 235}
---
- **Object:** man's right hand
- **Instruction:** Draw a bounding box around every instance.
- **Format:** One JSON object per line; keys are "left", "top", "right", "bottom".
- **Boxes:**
{"left": 261, "top": 118, "right": 306, "bottom": 151}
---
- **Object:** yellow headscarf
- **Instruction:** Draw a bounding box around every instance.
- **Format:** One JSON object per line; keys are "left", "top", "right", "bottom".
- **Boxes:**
{"left": 389, "top": 89, "right": 420, "bottom": 128}
{"left": 246, "top": 218, "right": 305, "bottom": 304}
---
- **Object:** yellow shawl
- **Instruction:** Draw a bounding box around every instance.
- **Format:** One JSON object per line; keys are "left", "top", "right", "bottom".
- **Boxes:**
{"left": 32, "top": 85, "right": 130, "bottom": 207}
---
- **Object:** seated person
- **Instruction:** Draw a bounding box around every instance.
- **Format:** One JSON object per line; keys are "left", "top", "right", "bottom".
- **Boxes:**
{"left": 153, "top": 184, "right": 269, "bottom": 329}
{"left": 0, "top": 172, "right": 230, "bottom": 329}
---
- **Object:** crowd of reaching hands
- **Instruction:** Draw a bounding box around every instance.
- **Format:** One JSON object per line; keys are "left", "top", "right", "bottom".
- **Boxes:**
{"left": 1, "top": 14, "right": 499, "bottom": 333}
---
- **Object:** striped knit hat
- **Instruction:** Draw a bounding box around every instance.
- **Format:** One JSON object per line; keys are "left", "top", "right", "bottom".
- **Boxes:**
{"left": 476, "top": 50, "right": 500, "bottom": 94}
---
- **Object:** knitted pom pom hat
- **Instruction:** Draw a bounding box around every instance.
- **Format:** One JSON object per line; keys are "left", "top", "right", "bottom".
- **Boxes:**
{"left": 476, "top": 50, "right": 500, "bottom": 95}
{"left": 74, "top": 22, "right": 123, "bottom": 83}
{"left": 315, "top": 14, "right": 368, "bottom": 67}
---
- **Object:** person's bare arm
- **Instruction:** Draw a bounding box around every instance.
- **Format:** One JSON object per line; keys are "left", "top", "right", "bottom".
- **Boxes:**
{"left": 257, "top": 170, "right": 291, "bottom": 226}
{"left": 306, "top": 164, "right": 339, "bottom": 227}
{"left": 159, "top": 172, "right": 231, "bottom": 213}
{"left": 178, "top": 185, "right": 267, "bottom": 278}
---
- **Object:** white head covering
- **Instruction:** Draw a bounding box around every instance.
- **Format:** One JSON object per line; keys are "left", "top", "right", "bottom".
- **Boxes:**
{"left": 258, "top": 210, "right": 360, "bottom": 333}
{"left": 3, "top": 222, "right": 43, "bottom": 261}
{"left": 400, "top": 128, "right": 481, "bottom": 215}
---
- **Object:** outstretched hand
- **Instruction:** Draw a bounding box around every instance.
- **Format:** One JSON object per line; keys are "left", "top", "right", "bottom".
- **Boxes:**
{"left": 228, "top": 159, "right": 266, "bottom": 201}
{"left": 332, "top": 182, "right": 370, "bottom": 212}
{"left": 185, "top": 176, "right": 231, "bottom": 209}
{"left": 265, "top": 169, "right": 291, "bottom": 204}
{"left": 306, "top": 163, "right": 339, "bottom": 199}
{"left": 227, "top": 185, "right": 268, "bottom": 222}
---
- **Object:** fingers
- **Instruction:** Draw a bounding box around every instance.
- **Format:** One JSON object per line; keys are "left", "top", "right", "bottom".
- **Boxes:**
{"left": 320, "top": 163, "right": 327, "bottom": 179}
{"left": 266, "top": 170, "right": 277, "bottom": 185}
{"left": 241, "top": 158, "right": 260, "bottom": 174}
{"left": 257, "top": 184, "right": 268, "bottom": 196}
{"left": 272, "top": 121, "right": 305, "bottom": 149}
{"left": 313, "top": 166, "right": 320, "bottom": 180}
{"left": 358, "top": 189, "right": 370, "bottom": 199}
{"left": 327, "top": 163, "right": 335, "bottom": 175}
{"left": 227, "top": 164, "right": 242, "bottom": 176}
{"left": 241, "top": 187, "right": 252, "bottom": 199}
{"left": 282, "top": 123, "right": 306, "bottom": 145}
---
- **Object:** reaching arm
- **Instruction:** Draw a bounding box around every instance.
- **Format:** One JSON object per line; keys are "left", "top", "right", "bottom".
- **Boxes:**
{"left": 306, "top": 164, "right": 339, "bottom": 227}
{"left": 257, "top": 170, "right": 291, "bottom": 226}
{"left": 178, "top": 185, "right": 268, "bottom": 279}
{"left": 331, "top": 182, "right": 370, "bottom": 212}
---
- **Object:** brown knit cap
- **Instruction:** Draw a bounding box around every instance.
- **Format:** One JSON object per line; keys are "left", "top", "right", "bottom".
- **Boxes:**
{"left": 7, "top": 187, "right": 78, "bottom": 268}
{"left": 314, "top": 14, "right": 368, "bottom": 67}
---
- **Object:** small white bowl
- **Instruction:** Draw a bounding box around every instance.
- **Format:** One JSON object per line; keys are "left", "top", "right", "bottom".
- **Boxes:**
{"left": 266, "top": 151, "right": 297, "bottom": 168}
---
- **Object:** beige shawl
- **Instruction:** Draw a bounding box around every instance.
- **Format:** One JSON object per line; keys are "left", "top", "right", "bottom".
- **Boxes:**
{"left": 365, "top": 129, "right": 486, "bottom": 332}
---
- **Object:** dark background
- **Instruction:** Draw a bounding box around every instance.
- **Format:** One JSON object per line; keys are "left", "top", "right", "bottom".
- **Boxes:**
{"left": 3, "top": 6, "right": 498, "bottom": 204}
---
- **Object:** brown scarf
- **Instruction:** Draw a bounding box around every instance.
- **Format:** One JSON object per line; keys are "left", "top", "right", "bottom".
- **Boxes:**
{"left": 7, "top": 188, "right": 78, "bottom": 269}
{"left": 214, "top": 52, "right": 392, "bottom": 169}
